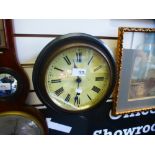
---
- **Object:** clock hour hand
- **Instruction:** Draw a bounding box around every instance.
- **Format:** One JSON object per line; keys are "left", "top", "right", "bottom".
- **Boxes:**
{"left": 76, "top": 76, "right": 81, "bottom": 88}
{"left": 74, "top": 92, "right": 80, "bottom": 106}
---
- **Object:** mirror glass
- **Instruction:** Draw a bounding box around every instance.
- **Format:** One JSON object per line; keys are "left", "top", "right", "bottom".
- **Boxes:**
{"left": 0, "top": 73, "right": 18, "bottom": 97}
{"left": 0, "top": 19, "right": 6, "bottom": 48}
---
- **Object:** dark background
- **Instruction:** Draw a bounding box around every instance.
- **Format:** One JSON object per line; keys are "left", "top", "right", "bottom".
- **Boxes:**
{"left": 40, "top": 100, "right": 155, "bottom": 135}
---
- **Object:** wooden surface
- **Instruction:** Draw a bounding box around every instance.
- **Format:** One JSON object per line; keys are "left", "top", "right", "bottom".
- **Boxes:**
{"left": 0, "top": 20, "right": 29, "bottom": 105}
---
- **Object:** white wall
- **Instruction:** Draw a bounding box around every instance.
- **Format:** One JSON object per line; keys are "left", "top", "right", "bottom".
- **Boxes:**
{"left": 13, "top": 19, "right": 155, "bottom": 36}
{"left": 12, "top": 19, "right": 155, "bottom": 106}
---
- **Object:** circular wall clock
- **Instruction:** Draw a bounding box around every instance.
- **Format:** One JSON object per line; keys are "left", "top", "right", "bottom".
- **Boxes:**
{"left": 33, "top": 33, "right": 116, "bottom": 113}
{"left": 0, "top": 104, "right": 48, "bottom": 135}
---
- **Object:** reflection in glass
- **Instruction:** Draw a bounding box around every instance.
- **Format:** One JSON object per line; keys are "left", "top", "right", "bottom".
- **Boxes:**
{"left": 0, "top": 115, "right": 42, "bottom": 135}
{"left": 0, "top": 73, "right": 18, "bottom": 97}
{"left": 128, "top": 32, "right": 155, "bottom": 100}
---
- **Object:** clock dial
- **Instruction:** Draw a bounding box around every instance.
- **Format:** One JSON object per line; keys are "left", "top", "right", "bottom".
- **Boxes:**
{"left": 45, "top": 45, "right": 111, "bottom": 111}
{"left": 33, "top": 33, "right": 116, "bottom": 113}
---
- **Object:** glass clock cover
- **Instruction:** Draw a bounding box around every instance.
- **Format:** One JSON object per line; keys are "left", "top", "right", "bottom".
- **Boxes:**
{"left": 45, "top": 45, "right": 111, "bottom": 111}
{"left": 0, "top": 73, "right": 18, "bottom": 97}
{"left": 0, "top": 115, "right": 42, "bottom": 135}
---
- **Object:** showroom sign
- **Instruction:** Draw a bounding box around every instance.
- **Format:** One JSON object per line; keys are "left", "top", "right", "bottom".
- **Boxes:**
{"left": 40, "top": 102, "right": 155, "bottom": 135}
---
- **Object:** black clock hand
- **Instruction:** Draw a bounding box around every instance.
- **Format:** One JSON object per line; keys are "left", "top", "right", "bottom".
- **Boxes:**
{"left": 73, "top": 60, "right": 78, "bottom": 68}
{"left": 74, "top": 94, "right": 78, "bottom": 104}
{"left": 73, "top": 68, "right": 82, "bottom": 106}
{"left": 76, "top": 76, "right": 81, "bottom": 88}
{"left": 74, "top": 92, "right": 80, "bottom": 106}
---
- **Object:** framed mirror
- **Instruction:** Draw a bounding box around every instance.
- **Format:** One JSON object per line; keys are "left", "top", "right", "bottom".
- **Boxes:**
{"left": 113, "top": 27, "right": 155, "bottom": 115}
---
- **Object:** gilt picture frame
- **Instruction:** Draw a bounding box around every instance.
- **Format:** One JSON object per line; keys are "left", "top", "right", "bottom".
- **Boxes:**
{"left": 113, "top": 27, "right": 155, "bottom": 115}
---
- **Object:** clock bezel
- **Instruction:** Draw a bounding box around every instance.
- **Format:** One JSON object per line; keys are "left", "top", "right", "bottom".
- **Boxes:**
{"left": 0, "top": 67, "right": 24, "bottom": 101}
{"left": 33, "top": 33, "right": 116, "bottom": 114}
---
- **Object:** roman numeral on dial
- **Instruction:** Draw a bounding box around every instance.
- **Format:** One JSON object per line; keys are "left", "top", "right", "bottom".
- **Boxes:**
{"left": 87, "top": 94, "right": 92, "bottom": 100}
{"left": 95, "top": 77, "right": 104, "bottom": 81}
{"left": 88, "top": 56, "right": 93, "bottom": 65}
{"left": 94, "top": 65, "right": 102, "bottom": 72}
{"left": 65, "top": 94, "right": 71, "bottom": 102}
{"left": 55, "top": 87, "right": 64, "bottom": 96}
{"left": 51, "top": 79, "right": 61, "bottom": 83}
{"left": 63, "top": 56, "right": 71, "bottom": 65}
{"left": 92, "top": 86, "right": 100, "bottom": 93}
{"left": 76, "top": 52, "right": 82, "bottom": 62}
{"left": 54, "top": 67, "right": 64, "bottom": 72}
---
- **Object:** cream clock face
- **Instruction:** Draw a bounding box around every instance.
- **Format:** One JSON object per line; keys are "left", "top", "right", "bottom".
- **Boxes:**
{"left": 45, "top": 45, "right": 111, "bottom": 111}
{"left": 33, "top": 33, "right": 116, "bottom": 113}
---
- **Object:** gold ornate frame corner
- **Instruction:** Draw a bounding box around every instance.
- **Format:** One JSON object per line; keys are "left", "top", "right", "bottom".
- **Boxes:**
{"left": 112, "top": 27, "right": 155, "bottom": 115}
